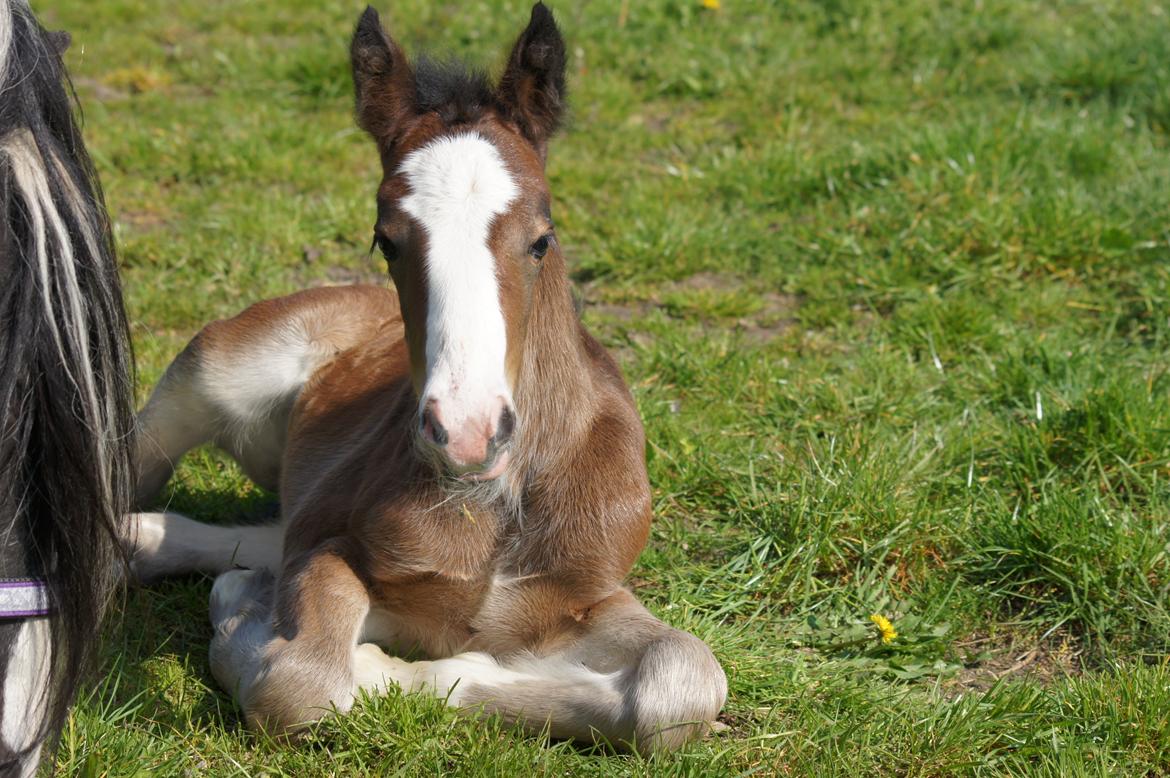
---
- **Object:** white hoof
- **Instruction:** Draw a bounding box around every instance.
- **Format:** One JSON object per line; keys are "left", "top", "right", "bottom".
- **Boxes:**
{"left": 125, "top": 512, "right": 167, "bottom": 583}
{"left": 209, "top": 568, "right": 271, "bottom": 627}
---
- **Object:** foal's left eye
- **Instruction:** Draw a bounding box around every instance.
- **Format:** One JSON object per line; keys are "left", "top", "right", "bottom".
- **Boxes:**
{"left": 529, "top": 234, "right": 553, "bottom": 261}
{"left": 373, "top": 235, "right": 398, "bottom": 263}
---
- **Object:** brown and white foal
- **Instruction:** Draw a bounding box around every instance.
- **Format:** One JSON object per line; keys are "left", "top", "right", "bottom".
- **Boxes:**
{"left": 127, "top": 3, "right": 726, "bottom": 751}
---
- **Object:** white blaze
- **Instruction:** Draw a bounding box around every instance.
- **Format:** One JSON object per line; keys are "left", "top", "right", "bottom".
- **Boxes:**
{"left": 398, "top": 132, "right": 518, "bottom": 430}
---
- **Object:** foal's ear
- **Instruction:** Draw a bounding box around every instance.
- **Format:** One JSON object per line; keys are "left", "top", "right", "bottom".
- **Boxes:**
{"left": 497, "top": 3, "right": 567, "bottom": 158}
{"left": 351, "top": 6, "right": 415, "bottom": 143}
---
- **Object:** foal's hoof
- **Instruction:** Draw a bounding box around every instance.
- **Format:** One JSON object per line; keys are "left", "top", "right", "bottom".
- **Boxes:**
{"left": 208, "top": 568, "right": 277, "bottom": 713}
{"left": 123, "top": 511, "right": 167, "bottom": 583}
{"left": 210, "top": 568, "right": 273, "bottom": 627}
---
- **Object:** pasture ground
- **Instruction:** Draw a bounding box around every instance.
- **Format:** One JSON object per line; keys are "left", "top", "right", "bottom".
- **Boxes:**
{"left": 41, "top": 0, "right": 1170, "bottom": 774}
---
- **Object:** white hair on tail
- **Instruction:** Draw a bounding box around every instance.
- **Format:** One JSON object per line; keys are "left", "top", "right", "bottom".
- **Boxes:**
{"left": 0, "top": 0, "right": 12, "bottom": 88}
{"left": 0, "top": 1, "right": 133, "bottom": 768}
{"left": 1, "top": 128, "right": 114, "bottom": 506}
{"left": 1, "top": 619, "right": 51, "bottom": 777}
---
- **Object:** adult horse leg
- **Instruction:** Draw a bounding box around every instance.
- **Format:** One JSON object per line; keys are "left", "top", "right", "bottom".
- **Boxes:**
{"left": 0, "top": 618, "right": 51, "bottom": 774}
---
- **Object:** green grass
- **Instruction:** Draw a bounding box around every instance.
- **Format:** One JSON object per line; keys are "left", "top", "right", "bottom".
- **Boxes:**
{"left": 38, "top": 0, "right": 1170, "bottom": 774}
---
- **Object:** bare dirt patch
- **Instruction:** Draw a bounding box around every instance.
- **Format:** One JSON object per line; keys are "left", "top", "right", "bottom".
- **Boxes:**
{"left": 318, "top": 264, "right": 387, "bottom": 287}
{"left": 948, "top": 632, "right": 1084, "bottom": 696}
{"left": 587, "top": 300, "right": 654, "bottom": 322}
{"left": 299, "top": 240, "right": 388, "bottom": 288}
{"left": 667, "top": 271, "right": 740, "bottom": 293}
{"left": 115, "top": 208, "right": 171, "bottom": 233}
{"left": 582, "top": 272, "right": 799, "bottom": 347}
{"left": 73, "top": 75, "right": 128, "bottom": 102}
{"left": 738, "top": 289, "right": 799, "bottom": 344}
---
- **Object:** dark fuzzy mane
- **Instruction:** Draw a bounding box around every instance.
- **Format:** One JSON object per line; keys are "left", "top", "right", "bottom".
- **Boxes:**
{"left": 351, "top": 4, "right": 566, "bottom": 150}
{"left": 412, "top": 55, "right": 495, "bottom": 126}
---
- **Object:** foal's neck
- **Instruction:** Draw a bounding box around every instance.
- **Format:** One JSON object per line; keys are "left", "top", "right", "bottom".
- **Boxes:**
{"left": 513, "top": 264, "right": 596, "bottom": 477}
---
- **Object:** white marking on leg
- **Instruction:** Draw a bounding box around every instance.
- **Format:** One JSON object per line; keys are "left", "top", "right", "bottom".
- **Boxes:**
{"left": 350, "top": 643, "right": 413, "bottom": 694}
{"left": 201, "top": 325, "right": 317, "bottom": 439}
{"left": 129, "top": 512, "right": 285, "bottom": 580}
{"left": 397, "top": 132, "right": 518, "bottom": 431}
{"left": 208, "top": 570, "right": 275, "bottom": 707}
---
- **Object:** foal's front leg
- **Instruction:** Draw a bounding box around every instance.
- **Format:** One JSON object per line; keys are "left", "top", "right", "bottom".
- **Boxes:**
{"left": 209, "top": 538, "right": 404, "bottom": 733}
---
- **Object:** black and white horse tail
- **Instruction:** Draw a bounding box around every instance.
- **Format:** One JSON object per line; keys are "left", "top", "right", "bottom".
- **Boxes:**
{"left": 0, "top": 0, "right": 133, "bottom": 772}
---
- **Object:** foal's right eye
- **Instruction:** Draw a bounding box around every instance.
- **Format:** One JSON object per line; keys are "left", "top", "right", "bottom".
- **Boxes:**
{"left": 529, "top": 234, "right": 552, "bottom": 261}
{"left": 374, "top": 235, "right": 399, "bottom": 263}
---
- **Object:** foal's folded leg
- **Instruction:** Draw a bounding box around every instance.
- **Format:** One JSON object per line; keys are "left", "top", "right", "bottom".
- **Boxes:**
{"left": 346, "top": 593, "right": 724, "bottom": 751}
{"left": 361, "top": 589, "right": 727, "bottom": 751}
{"left": 208, "top": 539, "right": 408, "bottom": 733}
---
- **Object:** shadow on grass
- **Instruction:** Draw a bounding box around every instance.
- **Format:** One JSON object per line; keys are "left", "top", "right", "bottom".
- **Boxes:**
{"left": 92, "top": 481, "right": 282, "bottom": 736}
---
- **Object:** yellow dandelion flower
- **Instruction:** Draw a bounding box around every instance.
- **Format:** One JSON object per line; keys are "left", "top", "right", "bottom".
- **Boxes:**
{"left": 702, "top": 0, "right": 721, "bottom": 9}
{"left": 870, "top": 614, "right": 898, "bottom": 644}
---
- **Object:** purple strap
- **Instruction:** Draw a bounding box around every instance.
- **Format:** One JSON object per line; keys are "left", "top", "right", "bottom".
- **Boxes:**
{"left": 0, "top": 580, "right": 49, "bottom": 618}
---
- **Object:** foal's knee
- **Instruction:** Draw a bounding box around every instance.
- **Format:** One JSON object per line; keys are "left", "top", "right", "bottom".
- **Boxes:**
{"left": 207, "top": 570, "right": 353, "bottom": 735}
{"left": 240, "top": 641, "right": 355, "bottom": 735}
{"left": 631, "top": 629, "right": 726, "bottom": 751}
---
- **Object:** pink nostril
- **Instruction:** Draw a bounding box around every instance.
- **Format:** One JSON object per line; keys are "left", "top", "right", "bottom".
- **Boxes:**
{"left": 420, "top": 396, "right": 515, "bottom": 471}
{"left": 494, "top": 405, "right": 516, "bottom": 447}
{"left": 421, "top": 400, "right": 448, "bottom": 446}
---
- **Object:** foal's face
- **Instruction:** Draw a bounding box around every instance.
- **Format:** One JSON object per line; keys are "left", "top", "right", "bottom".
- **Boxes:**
{"left": 352, "top": 4, "right": 566, "bottom": 480}
{"left": 375, "top": 126, "right": 553, "bottom": 479}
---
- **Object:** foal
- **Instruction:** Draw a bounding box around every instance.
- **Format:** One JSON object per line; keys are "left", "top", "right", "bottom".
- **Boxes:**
{"left": 129, "top": 3, "right": 725, "bottom": 750}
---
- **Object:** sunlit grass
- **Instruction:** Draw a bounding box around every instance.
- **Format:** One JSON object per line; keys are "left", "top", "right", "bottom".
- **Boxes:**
{"left": 39, "top": 0, "right": 1170, "bottom": 774}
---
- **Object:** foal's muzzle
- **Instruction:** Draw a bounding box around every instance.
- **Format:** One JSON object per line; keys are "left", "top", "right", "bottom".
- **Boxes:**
{"left": 420, "top": 396, "right": 515, "bottom": 480}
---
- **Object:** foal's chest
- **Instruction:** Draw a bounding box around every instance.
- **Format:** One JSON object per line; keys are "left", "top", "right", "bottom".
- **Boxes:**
{"left": 360, "top": 499, "right": 583, "bottom": 657}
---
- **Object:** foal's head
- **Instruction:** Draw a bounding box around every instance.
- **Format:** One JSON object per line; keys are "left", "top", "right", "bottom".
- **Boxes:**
{"left": 351, "top": 3, "right": 566, "bottom": 481}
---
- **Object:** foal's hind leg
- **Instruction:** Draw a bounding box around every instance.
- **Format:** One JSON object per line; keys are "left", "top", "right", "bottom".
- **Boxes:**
{"left": 128, "top": 512, "right": 285, "bottom": 581}
{"left": 128, "top": 311, "right": 310, "bottom": 580}
{"left": 134, "top": 317, "right": 307, "bottom": 506}
{"left": 134, "top": 286, "right": 400, "bottom": 507}
{"left": 133, "top": 344, "right": 223, "bottom": 507}
{"left": 130, "top": 288, "right": 400, "bottom": 581}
